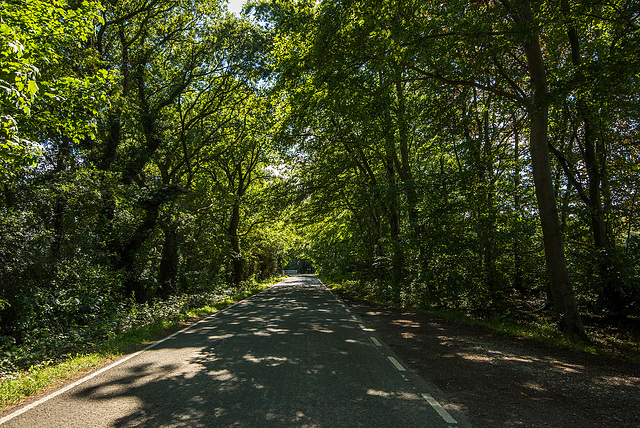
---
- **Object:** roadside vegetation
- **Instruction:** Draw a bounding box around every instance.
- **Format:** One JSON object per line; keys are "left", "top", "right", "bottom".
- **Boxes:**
{"left": 328, "top": 279, "right": 640, "bottom": 364}
{"left": 1, "top": 0, "right": 297, "bottom": 399}
{"left": 0, "top": 279, "right": 278, "bottom": 412}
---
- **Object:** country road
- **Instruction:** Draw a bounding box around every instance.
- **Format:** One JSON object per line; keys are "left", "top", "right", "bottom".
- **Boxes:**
{"left": 0, "top": 275, "right": 469, "bottom": 427}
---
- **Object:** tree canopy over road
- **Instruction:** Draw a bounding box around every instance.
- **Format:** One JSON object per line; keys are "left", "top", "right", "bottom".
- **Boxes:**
{"left": 1, "top": 0, "right": 639, "bottom": 372}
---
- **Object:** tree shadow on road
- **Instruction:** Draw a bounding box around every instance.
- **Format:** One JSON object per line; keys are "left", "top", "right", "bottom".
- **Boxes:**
{"left": 71, "top": 278, "right": 448, "bottom": 427}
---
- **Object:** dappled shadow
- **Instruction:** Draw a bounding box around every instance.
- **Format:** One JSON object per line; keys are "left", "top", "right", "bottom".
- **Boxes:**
{"left": 344, "top": 297, "right": 640, "bottom": 427}
{"left": 66, "top": 276, "right": 448, "bottom": 427}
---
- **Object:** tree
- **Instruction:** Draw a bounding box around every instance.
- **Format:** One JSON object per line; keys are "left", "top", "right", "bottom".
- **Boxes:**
{"left": 254, "top": 0, "right": 637, "bottom": 338}
{"left": 0, "top": 0, "right": 105, "bottom": 187}
{"left": 88, "top": 0, "right": 271, "bottom": 299}
{"left": 0, "top": 0, "right": 286, "bottom": 358}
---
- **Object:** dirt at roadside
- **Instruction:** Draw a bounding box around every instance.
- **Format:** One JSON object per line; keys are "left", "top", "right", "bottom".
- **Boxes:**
{"left": 339, "top": 294, "right": 640, "bottom": 428}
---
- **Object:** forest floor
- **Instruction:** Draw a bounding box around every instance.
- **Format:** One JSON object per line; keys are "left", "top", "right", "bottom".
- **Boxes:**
{"left": 336, "top": 292, "right": 640, "bottom": 428}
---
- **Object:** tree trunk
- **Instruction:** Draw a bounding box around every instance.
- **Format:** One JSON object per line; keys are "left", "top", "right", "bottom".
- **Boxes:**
{"left": 387, "top": 182, "right": 403, "bottom": 299}
{"left": 50, "top": 137, "right": 73, "bottom": 271}
{"left": 394, "top": 70, "right": 420, "bottom": 225}
{"left": 582, "top": 114, "right": 623, "bottom": 314}
{"left": 517, "top": 2, "right": 586, "bottom": 340}
{"left": 513, "top": 116, "right": 525, "bottom": 293}
{"left": 562, "top": 0, "right": 624, "bottom": 315}
{"left": 228, "top": 202, "right": 244, "bottom": 286}
{"left": 119, "top": 211, "right": 159, "bottom": 302}
{"left": 382, "top": 130, "right": 404, "bottom": 300}
{"left": 117, "top": 187, "right": 184, "bottom": 301}
{"left": 158, "top": 224, "right": 179, "bottom": 298}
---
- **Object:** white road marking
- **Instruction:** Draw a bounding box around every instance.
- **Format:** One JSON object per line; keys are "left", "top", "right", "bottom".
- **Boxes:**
{"left": 0, "top": 348, "right": 142, "bottom": 425}
{"left": 369, "top": 337, "right": 382, "bottom": 347}
{"left": 387, "top": 356, "right": 406, "bottom": 372}
{"left": 421, "top": 393, "right": 458, "bottom": 425}
{"left": 321, "top": 279, "right": 462, "bottom": 426}
{"left": 314, "top": 280, "right": 465, "bottom": 426}
{"left": 358, "top": 323, "right": 375, "bottom": 333}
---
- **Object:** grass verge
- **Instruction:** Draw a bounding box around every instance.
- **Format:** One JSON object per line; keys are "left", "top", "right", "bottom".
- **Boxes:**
{"left": 0, "top": 280, "right": 279, "bottom": 413}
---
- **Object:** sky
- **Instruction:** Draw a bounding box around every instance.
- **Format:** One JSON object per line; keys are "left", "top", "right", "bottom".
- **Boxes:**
{"left": 227, "top": 0, "right": 248, "bottom": 15}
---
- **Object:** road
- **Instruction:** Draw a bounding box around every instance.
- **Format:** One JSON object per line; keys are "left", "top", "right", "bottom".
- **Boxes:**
{"left": 1, "top": 275, "right": 468, "bottom": 427}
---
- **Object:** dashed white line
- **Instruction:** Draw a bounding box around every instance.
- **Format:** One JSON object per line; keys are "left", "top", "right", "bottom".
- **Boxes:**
{"left": 358, "top": 324, "right": 375, "bottom": 333}
{"left": 387, "top": 356, "right": 406, "bottom": 372}
{"left": 421, "top": 393, "right": 458, "bottom": 425}
{"left": 320, "top": 280, "right": 460, "bottom": 426}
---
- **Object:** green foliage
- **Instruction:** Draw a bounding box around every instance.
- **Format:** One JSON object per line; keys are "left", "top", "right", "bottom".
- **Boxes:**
{"left": 261, "top": 0, "right": 639, "bottom": 338}
{"left": 0, "top": 0, "right": 294, "bottom": 375}
{"left": 0, "top": 0, "right": 106, "bottom": 185}
{"left": 0, "top": 0, "right": 638, "bottom": 375}
{"left": 0, "top": 279, "right": 276, "bottom": 410}
{"left": 0, "top": 279, "right": 274, "bottom": 375}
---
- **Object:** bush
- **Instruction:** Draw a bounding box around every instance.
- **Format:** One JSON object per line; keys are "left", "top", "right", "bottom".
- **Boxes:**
{"left": 0, "top": 278, "right": 267, "bottom": 376}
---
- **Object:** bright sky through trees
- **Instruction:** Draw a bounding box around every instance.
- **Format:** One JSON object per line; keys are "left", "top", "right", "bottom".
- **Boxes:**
{"left": 227, "top": 0, "right": 247, "bottom": 14}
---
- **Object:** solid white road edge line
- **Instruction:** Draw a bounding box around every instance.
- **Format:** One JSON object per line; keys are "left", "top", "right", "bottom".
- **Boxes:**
{"left": 421, "top": 392, "right": 458, "bottom": 425}
{"left": 0, "top": 348, "right": 143, "bottom": 426}
{"left": 0, "top": 320, "right": 195, "bottom": 426}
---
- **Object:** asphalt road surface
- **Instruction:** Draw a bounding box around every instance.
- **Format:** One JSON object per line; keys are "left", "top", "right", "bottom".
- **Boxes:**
{"left": 1, "top": 275, "right": 469, "bottom": 427}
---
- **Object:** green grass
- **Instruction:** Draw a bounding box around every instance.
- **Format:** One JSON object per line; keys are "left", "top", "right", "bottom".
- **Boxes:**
{"left": 0, "top": 353, "right": 108, "bottom": 411}
{"left": 0, "top": 280, "right": 279, "bottom": 412}
{"left": 99, "top": 318, "right": 183, "bottom": 355}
